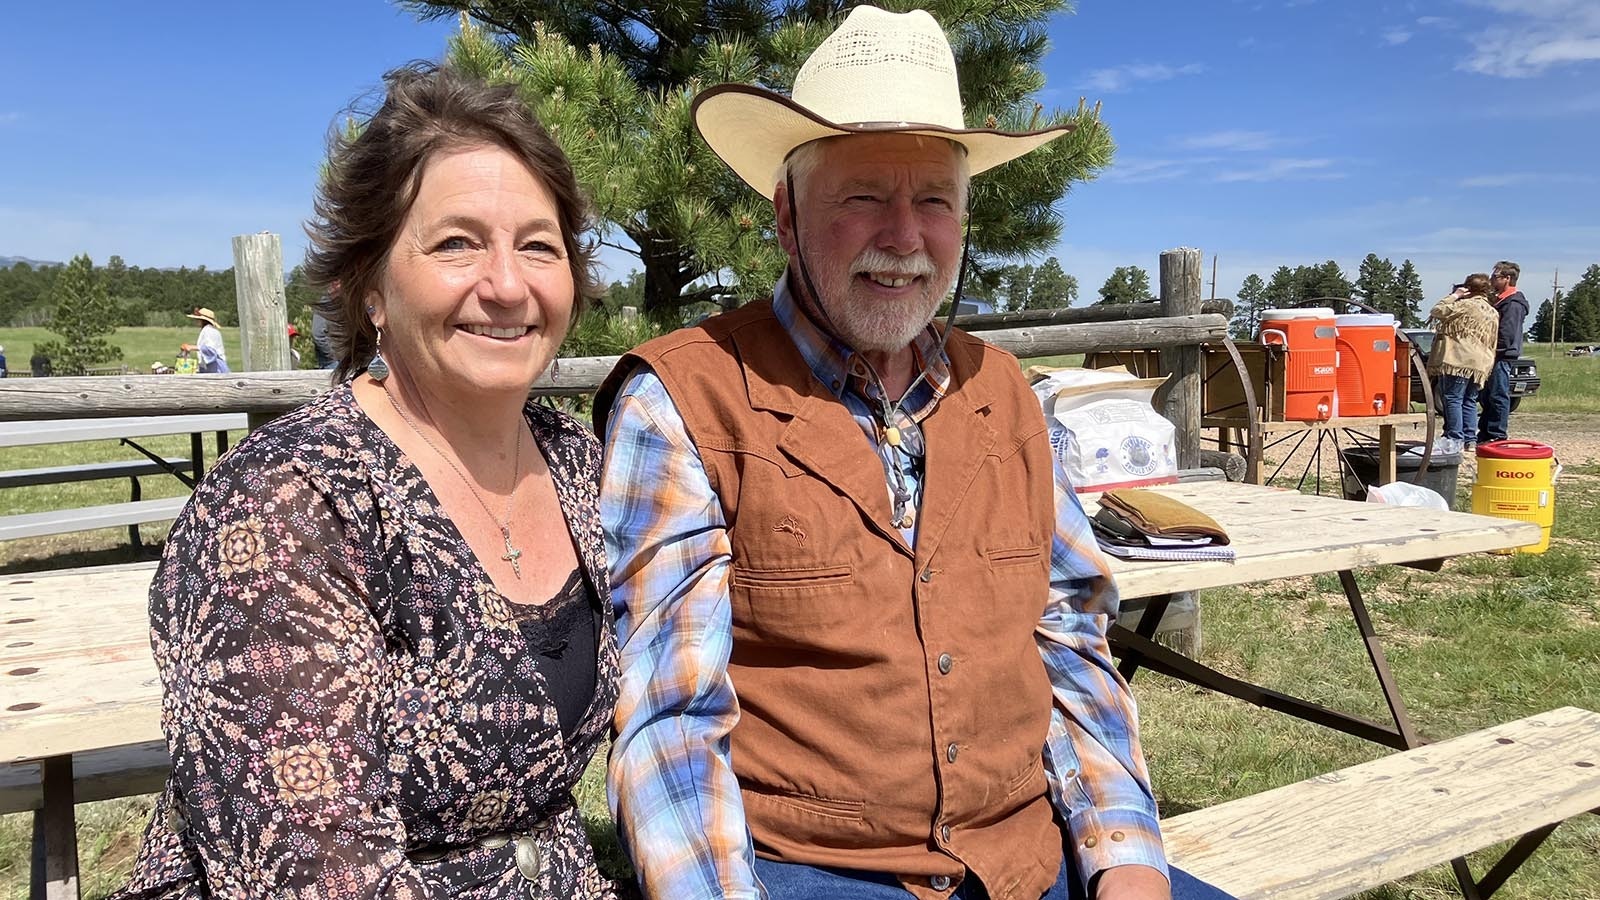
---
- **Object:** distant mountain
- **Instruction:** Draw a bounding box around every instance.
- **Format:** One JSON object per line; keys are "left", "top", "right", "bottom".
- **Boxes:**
{"left": 0, "top": 255, "right": 61, "bottom": 268}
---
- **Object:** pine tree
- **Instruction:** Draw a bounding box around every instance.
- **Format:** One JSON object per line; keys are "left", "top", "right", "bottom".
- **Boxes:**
{"left": 1354, "top": 253, "right": 1397, "bottom": 317}
{"left": 1530, "top": 296, "right": 1555, "bottom": 343}
{"left": 1560, "top": 264, "right": 1600, "bottom": 342}
{"left": 1263, "top": 266, "right": 1300, "bottom": 308}
{"left": 999, "top": 264, "right": 1035, "bottom": 312}
{"left": 1393, "top": 260, "right": 1425, "bottom": 328}
{"left": 1097, "top": 266, "right": 1152, "bottom": 305}
{"left": 1026, "top": 257, "right": 1076, "bottom": 309}
{"left": 420, "top": 2, "right": 1115, "bottom": 319}
{"left": 35, "top": 253, "right": 120, "bottom": 375}
{"left": 1231, "top": 273, "right": 1266, "bottom": 339}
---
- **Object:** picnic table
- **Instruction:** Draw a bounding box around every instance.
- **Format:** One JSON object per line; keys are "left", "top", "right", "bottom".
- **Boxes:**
{"left": 0, "top": 414, "right": 247, "bottom": 549}
{"left": 0, "top": 481, "right": 1545, "bottom": 898}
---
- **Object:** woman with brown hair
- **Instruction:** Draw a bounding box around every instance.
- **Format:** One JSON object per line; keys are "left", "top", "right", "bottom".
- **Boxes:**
{"left": 114, "top": 64, "right": 630, "bottom": 898}
{"left": 1427, "top": 272, "right": 1500, "bottom": 454}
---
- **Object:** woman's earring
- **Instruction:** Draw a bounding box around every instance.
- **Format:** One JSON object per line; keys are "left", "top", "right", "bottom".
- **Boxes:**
{"left": 367, "top": 328, "right": 390, "bottom": 382}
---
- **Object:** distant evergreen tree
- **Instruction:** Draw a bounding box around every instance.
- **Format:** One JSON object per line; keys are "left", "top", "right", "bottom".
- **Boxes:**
{"left": 1354, "top": 253, "right": 1397, "bottom": 316}
{"left": 1392, "top": 260, "right": 1424, "bottom": 328}
{"left": 1530, "top": 296, "right": 1556, "bottom": 343}
{"left": 1231, "top": 273, "right": 1267, "bottom": 339}
{"left": 1097, "top": 266, "right": 1153, "bottom": 305}
{"left": 35, "top": 253, "right": 121, "bottom": 375}
{"left": 1560, "top": 264, "right": 1600, "bottom": 342}
{"left": 1263, "top": 265, "right": 1300, "bottom": 307}
{"left": 1026, "top": 257, "right": 1077, "bottom": 309}
{"left": 999, "top": 264, "right": 1035, "bottom": 312}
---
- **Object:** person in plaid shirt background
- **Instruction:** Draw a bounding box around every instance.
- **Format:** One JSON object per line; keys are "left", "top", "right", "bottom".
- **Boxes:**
{"left": 597, "top": 8, "right": 1236, "bottom": 900}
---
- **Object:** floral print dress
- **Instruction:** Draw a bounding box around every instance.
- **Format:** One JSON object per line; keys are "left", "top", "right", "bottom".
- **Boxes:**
{"left": 113, "top": 384, "right": 629, "bottom": 899}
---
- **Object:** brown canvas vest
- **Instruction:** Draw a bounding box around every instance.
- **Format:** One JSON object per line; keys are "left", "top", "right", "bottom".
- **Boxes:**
{"left": 596, "top": 301, "right": 1062, "bottom": 899}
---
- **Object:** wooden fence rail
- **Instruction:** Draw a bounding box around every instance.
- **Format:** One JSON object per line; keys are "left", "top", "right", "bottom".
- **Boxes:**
{"left": 0, "top": 315, "right": 1228, "bottom": 421}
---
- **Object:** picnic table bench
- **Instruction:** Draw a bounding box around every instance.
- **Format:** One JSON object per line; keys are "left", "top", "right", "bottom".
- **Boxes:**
{"left": 0, "top": 414, "right": 245, "bottom": 550}
{"left": 2, "top": 482, "right": 1588, "bottom": 899}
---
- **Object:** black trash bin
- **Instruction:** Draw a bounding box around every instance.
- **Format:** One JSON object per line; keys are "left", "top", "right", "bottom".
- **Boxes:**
{"left": 1339, "top": 441, "right": 1461, "bottom": 507}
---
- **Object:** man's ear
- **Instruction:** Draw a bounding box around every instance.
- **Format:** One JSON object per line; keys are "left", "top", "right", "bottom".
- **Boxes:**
{"left": 774, "top": 181, "right": 797, "bottom": 258}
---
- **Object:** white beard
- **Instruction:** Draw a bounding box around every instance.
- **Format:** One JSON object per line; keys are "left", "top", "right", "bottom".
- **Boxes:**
{"left": 804, "top": 245, "right": 956, "bottom": 352}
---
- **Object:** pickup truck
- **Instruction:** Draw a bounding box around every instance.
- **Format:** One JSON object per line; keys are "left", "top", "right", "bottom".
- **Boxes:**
{"left": 1401, "top": 328, "right": 1541, "bottom": 411}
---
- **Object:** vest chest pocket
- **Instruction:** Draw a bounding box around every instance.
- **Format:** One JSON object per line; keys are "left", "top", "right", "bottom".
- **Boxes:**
{"left": 730, "top": 564, "right": 860, "bottom": 638}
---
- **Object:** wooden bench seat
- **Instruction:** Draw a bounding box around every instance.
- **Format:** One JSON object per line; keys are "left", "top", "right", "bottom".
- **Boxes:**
{"left": 0, "top": 458, "right": 193, "bottom": 490}
{"left": 1163, "top": 706, "right": 1600, "bottom": 899}
{"left": 0, "top": 497, "right": 188, "bottom": 543}
{"left": 0, "top": 741, "right": 169, "bottom": 815}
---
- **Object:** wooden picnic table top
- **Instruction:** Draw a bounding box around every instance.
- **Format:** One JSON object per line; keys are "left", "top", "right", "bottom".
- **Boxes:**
{"left": 0, "top": 413, "right": 248, "bottom": 449}
{"left": 0, "top": 481, "right": 1541, "bottom": 765}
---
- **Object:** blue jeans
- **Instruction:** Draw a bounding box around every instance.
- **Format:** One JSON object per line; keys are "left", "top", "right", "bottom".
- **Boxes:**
{"left": 1478, "top": 360, "right": 1513, "bottom": 444}
{"left": 753, "top": 856, "right": 1238, "bottom": 899}
{"left": 1437, "top": 373, "right": 1480, "bottom": 443}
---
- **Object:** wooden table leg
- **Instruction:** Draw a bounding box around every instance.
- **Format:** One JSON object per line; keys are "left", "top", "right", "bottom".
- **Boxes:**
{"left": 30, "top": 755, "right": 79, "bottom": 900}
{"left": 1379, "top": 424, "right": 1398, "bottom": 485}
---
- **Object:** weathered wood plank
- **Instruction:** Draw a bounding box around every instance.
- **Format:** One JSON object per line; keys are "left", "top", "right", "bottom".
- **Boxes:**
{"left": 1162, "top": 706, "right": 1600, "bottom": 899}
{"left": 0, "top": 741, "right": 169, "bottom": 815}
{"left": 232, "top": 233, "right": 291, "bottom": 376}
{"left": 0, "top": 498, "right": 187, "bottom": 541}
{"left": 0, "top": 318, "right": 1228, "bottom": 421}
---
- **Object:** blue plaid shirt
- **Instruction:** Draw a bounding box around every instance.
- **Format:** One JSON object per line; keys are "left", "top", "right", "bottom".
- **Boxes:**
{"left": 602, "top": 275, "right": 1167, "bottom": 898}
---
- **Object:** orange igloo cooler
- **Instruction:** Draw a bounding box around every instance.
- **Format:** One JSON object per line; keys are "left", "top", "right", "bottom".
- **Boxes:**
{"left": 1259, "top": 308, "right": 1337, "bottom": 421}
{"left": 1334, "top": 313, "right": 1397, "bottom": 417}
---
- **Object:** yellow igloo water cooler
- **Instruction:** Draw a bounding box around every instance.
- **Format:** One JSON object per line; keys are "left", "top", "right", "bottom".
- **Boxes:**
{"left": 1472, "top": 440, "right": 1556, "bottom": 554}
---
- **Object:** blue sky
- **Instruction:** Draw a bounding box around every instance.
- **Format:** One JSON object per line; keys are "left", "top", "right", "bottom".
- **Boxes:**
{"left": 2, "top": 1, "right": 1596, "bottom": 312}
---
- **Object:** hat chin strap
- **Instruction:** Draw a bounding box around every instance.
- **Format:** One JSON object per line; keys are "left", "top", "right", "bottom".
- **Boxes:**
{"left": 783, "top": 169, "right": 973, "bottom": 408}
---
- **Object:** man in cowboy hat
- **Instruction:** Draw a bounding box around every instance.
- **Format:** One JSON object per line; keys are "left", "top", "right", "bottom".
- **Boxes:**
{"left": 182, "top": 307, "right": 230, "bottom": 374}
{"left": 600, "top": 8, "right": 1226, "bottom": 899}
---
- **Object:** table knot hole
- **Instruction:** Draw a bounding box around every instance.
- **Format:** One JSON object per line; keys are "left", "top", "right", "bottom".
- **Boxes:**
{"left": 6, "top": 702, "right": 41, "bottom": 712}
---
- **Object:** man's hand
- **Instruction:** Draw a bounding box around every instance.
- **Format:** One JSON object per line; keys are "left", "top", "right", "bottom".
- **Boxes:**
{"left": 1094, "top": 864, "right": 1171, "bottom": 900}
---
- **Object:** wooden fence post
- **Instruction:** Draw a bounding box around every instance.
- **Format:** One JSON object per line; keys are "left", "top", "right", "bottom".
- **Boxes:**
{"left": 1158, "top": 247, "right": 1205, "bottom": 655}
{"left": 1161, "top": 247, "right": 1204, "bottom": 469}
{"left": 232, "top": 233, "right": 290, "bottom": 430}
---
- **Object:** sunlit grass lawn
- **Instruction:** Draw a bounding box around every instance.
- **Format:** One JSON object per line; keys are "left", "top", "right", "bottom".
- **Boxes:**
{"left": 0, "top": 326, "right": 245, "bottom": 375}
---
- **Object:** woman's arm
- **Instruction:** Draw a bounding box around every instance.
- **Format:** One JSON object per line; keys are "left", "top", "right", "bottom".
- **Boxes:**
{"left": 151, "top": 450, "right": 436, "bottom": 896}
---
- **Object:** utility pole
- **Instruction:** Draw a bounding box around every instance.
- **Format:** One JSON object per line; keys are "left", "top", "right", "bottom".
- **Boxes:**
{"left": 1209, "top": 254, "right": 1218, "bottom": 300}
{"left": 1551, "top": 268, "right": 1561, "bottom": 357}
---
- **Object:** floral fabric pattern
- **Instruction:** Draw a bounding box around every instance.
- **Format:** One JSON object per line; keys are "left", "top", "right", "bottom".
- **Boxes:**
{"left": 113, "top": 384, "right": 628, "bottom": 899}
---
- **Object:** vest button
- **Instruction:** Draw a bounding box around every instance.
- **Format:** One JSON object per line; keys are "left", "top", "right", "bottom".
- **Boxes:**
{"left": 940, "top": 824, "right": 952, "bottom": 842}
{"left": 946, "top": 742, "right": 959, "bottom": 763}
{"left": 930, "top": 874, "right": 953, "bottom": 891}
{"left": 920, "top": 567, "right": 933, "bottom": 583}
{"left": 938, "top": 653, "right": 953, "bottom": 675}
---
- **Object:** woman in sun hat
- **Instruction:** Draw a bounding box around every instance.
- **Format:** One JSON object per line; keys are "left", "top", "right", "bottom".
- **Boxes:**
{"left": 114, "top": 63, "right": 631, "bottom": 899}
{"left": 182, "top": 306, "right": 230, "bottom": 373}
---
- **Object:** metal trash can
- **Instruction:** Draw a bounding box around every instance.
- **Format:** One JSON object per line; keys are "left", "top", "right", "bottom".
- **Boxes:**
{"left": 1339, "top": 441, "right": 1461, "bottom": 507}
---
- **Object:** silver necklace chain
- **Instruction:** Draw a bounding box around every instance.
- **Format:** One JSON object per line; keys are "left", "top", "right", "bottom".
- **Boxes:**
{"left": 384, "top": 386, "right": 525, "bottom": 578}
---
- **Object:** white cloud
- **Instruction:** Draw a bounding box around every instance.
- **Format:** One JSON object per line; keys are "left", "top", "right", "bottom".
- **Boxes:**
{"left": 1101, "top": 158, "right": 1205, "bottom": 184}
{"left": 1079, "top": 63, "right": 1205, "bottom": 93}
{"left": 1177, "top": 130, "right": 1284, "bottom": 152}
{"left": 1458, "top": 0, "right": 1600, "bottom": 77}
{"left": 1212, "top": 158, "right": 1344, "bottom": 183}
{"left": 1416, "top": 16, "right": 1454, "bottom": 28}
{"left": 1383, "top": 28, "right": 1414, "bottom": 45}
{"left": 1458, "top": 172, "right": 1598, "bottom": 188}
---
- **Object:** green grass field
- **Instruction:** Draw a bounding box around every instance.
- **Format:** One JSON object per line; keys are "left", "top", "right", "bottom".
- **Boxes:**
{"left": 1, "top": 343, "right": 1598, "bottom": 898}
{"left": 0, "top": 326, "right": 246, "bottom": 375}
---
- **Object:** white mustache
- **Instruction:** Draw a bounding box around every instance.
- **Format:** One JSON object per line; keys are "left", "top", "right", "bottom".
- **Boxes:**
{"left": 852, "top": 248, "right": 936, "bottom": 277}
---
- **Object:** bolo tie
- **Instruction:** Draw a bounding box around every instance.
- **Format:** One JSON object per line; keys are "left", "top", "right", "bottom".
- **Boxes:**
{"left": 784, "top": 168, "right": 977, "bottom": 530}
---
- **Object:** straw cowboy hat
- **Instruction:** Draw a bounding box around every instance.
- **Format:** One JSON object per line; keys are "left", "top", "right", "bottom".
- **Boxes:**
{"left": 692, "top": 5, "right": 1073, "bottom": 200}
{"left": 186, "top": 308, "right": 221, "bottom": 328}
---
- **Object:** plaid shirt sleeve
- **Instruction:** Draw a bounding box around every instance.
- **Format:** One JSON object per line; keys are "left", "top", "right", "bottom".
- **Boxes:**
{"left": 1037, "top": 458, "right": 1170, "bottom": 887}
{"left": 601, "top": 366, "right": 765, "bottom": 900}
